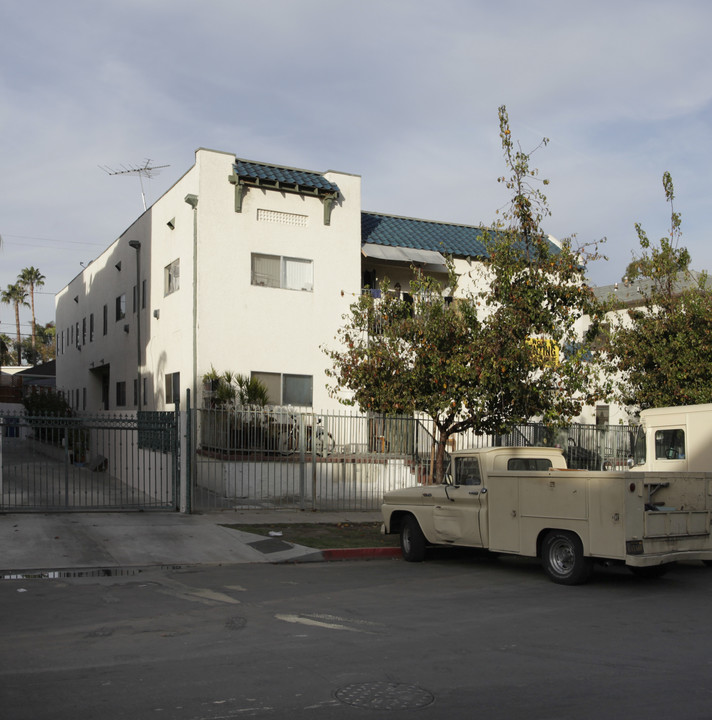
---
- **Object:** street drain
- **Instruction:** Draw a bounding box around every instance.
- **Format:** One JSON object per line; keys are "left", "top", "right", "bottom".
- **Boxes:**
{"left": 335, "top": 681, "right": 435, "bottom": 710}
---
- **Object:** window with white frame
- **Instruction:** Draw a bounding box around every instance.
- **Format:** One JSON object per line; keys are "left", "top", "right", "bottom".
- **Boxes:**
{"left": 251, "top": 253, "right": 313, "bottom": 292}
{"left": 252, "top": 371, "right": 313, "bottom": 406}
{"left": 165, "top": 259, "right": 180, "bottom": 295}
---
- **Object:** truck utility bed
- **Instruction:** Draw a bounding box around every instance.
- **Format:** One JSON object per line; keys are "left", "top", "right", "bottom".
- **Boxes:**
{"left": 382, "top": 447, "right": 712, "bottom": 584}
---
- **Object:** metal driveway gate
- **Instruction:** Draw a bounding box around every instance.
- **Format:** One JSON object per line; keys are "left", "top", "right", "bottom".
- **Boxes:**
{"left": 0, "top": 411, "right": 179, "bottom": 512}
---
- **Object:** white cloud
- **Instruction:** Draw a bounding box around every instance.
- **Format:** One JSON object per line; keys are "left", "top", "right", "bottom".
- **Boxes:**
{"left": 1, "top": 0, "right": 712, "bottom": 333}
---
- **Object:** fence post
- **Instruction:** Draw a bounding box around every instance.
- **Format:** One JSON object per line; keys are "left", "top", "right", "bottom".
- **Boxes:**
{"left": 311, "top": 411, "right": 317, "bottom": 511}
{"left": 184, "top": 390, "right": 191, "bottom": 514}
{"left": 298, "top": 412, "right": 306, "bottom": 510}
{"left": 0, "top": 418, "right": 3, "bottom": 506}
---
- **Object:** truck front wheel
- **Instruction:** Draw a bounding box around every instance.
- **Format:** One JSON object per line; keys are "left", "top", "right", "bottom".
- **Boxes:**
{"left": 400, "top": 516, "right": 427, "bottom": 562}
{"left": 541, "top": 530, "right": 593, "bottom": 585}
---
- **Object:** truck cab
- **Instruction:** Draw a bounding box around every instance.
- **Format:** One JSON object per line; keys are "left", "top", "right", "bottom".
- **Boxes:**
{"left": 630, "top": 403, "right": 712, "bottom": 473}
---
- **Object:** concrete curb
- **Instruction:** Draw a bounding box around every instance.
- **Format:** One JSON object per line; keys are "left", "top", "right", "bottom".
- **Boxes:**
{"left": 282, "top": 547, "right": 402, "bottom": 563}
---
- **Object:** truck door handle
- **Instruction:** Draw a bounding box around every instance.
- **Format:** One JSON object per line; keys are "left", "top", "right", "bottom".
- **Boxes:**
{"left": 469, "top": 491, "right": 479, "bottom": 496}
{"left": 422, "top": 492, "right": 432, "bottom": 497}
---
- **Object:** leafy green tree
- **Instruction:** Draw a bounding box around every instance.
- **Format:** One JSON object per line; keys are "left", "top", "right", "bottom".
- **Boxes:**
{"left": 325, "top": 106, "right": 607, "bottom": 480}
{"left": 21, "top": 322, "right": 55, "bottom": 365}
{"left": 607, "top": 172, "right": 712, "bottom": 411}
{"left": 1, "top": 282, "right": 29, "bottom": 364}
{"left": 0, "top": 333, "right": 12, "bottom": 365}
{"left": 19, "top": 267, "right": 45, "bottom": 356}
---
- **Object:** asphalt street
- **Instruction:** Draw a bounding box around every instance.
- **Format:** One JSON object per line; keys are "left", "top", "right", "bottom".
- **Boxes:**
{"left": 3, "top": 551, "right": 712, "bottom": 720}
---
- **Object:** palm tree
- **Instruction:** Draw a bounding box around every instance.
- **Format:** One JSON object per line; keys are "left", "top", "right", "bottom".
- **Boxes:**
{"left": 19, "top": 267, "right": 45, "bottom": 358}
{"left": 1, "top": 283, "right": 29, "bottom": 364}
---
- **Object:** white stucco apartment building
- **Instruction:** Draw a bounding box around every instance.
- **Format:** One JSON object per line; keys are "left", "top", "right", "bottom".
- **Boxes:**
{"left": 55, "top": 147, "right": 565, "bottom": 414}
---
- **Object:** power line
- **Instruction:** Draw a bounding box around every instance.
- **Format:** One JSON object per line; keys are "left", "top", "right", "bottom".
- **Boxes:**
{"left": 0, "top": 233, "right": 106, "bottom": 247}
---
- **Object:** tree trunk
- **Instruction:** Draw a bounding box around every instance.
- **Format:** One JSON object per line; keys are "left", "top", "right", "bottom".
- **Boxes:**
{"left": 14, "top": 301, "right": 20, "bottom": 364}
{"left": 30, "top": 287, "right": 36, "bottom": 354}
{"left": 434, "top": 432, "right": 451, "bottom": 483}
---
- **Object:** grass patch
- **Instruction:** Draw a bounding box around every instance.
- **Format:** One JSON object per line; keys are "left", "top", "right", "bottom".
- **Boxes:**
{"left": 221, "top": 522, "right": 399, "bottom": 550}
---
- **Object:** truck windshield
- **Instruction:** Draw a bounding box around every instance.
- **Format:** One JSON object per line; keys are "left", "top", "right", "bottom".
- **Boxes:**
{"left": 632, "top": 427, "right": 646, "bottom": 466}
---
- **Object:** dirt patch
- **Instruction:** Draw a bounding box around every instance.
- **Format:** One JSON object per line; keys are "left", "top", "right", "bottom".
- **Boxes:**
{"left": 222, "top": 522, "right": 400, "bottom": 550}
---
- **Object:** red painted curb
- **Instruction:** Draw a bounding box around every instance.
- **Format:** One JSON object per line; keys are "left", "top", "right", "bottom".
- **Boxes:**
{"left": 321, "top": 547, "right": 402, "bottom": 561}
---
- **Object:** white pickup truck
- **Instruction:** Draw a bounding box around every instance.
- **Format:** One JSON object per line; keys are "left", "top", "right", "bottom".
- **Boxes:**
{"left": 381, "top": 446, "right": 712, "bottom": 584}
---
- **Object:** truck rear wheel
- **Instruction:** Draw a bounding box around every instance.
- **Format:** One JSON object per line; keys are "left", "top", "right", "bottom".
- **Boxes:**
{"left": 541, "top": 530, "right": 593, "bottom": 585}
{"left": 400, "top": 516, "right": 426, "bottom": 562}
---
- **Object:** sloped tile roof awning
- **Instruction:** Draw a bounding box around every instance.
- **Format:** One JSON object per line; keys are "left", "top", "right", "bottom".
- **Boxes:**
{"left": 229, "top": 159, "right": 340, "bottom": 223}
{"left": 361, "top": 211, "right": 561, "bottom": 260}
{"left": 361, "top": 212, "right": 489, "bottom": 258}
{"left": 361, "top": 243, "right": 448, "bottom": 272}
{"left": 233, "top": 159, "right": 340, "bottom": 196}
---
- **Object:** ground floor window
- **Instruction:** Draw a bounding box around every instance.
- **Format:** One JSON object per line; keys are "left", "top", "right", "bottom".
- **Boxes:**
{"left": 252, "top": 371, "right": 313, "bottom": 406}
{"left": 116, "top": 381, "right": 126, "bottom": 407}
{"left": 165, "top": 372, "right": 180, "bottom": 405}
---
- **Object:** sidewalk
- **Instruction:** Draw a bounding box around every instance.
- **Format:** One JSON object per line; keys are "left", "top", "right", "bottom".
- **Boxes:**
{"left": 0, "top": 509, "right": 400, "bottom": 574}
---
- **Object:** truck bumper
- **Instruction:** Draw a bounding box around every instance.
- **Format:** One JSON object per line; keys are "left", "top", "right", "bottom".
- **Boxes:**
{"left": 626, "top": 550, "right": 712, "bottom": 567}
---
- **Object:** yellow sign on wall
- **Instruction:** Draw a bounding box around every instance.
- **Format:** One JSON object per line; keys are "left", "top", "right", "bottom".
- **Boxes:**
{"left": 527, "top": 338, "right": 559, "bottom": 366}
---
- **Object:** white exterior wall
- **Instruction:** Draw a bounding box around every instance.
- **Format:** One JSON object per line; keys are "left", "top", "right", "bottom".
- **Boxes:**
{"left": 56, "top": 149, "right": 361, "bottom": 412}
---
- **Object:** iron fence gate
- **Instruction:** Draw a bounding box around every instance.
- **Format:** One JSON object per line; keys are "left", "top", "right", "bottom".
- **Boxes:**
{"left": 0, "top": 411, "right": 179, "bottom": 512}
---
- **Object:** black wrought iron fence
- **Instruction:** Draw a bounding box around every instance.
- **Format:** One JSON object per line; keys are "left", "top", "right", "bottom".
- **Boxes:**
{"left": 191, "top": 407, "right": 638, "bottom": 512}
{"left": 0, "top": 410, "right": 179, "bottom": 511}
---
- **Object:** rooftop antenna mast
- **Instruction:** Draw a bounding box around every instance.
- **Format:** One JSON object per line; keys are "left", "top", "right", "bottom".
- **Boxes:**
{"left": 99, "top": 158, "right": 170, "bottom": 211}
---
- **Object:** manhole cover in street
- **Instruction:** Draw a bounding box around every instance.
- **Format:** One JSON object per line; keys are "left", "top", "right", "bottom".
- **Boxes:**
{"left": 335, "top": 681, "right": 434, "bottom": 710}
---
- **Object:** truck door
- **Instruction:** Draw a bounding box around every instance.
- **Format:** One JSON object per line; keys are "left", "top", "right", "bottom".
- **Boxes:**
{"left": 431, "top": 456, "right": 484, "bottom": 547}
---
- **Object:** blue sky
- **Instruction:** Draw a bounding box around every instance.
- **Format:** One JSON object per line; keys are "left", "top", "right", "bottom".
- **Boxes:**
{"left": 2, "top": 0, "right": 711, "bottom": 339}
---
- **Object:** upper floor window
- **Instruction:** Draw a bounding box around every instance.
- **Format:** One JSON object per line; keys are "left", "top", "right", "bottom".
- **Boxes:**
{"left": 165, "top": 259, "right": 180, "bottom": 295}
{"left": 103, "top": 304, "right": 108, "bottom": 335}
{"left": 89, "top": 313, "right": 94, "bottom": 342}
{"left": 251, "top": 253, "right": 313, "bottom": 292}
{"left": 116, "top": 294, "right": 126, "bottom": 321}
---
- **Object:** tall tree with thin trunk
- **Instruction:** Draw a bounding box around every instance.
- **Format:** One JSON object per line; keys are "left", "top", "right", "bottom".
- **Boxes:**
{"left": 325, "top": 106, "right": 608, "bottom": 481}
{"left": 1, "top": 283, "right": 29, "bottom": 364}
{"left": 19, "top": 266, "right": 45, "bottom": 360}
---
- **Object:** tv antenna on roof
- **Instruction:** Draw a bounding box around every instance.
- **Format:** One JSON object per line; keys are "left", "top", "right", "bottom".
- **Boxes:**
{"left": 99, "top": 158, "right": 170, "bottom": 211}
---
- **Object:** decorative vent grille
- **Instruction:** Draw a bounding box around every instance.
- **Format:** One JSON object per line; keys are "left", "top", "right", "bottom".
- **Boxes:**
{"left": 257, "top": 209, "right": 308, "bottom": 227}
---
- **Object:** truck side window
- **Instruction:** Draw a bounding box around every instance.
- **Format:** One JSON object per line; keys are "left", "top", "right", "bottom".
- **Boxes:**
{"left": 508, "top": 458, "right": 553, "bottom": 471}
{"left": 456, "top": 457, "right": 481, "bottom": 486}
{"left": 655, "top": 429, "right": 685, "bottom": 460}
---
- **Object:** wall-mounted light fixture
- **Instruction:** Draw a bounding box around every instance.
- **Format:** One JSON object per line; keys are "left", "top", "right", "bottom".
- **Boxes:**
{"left": 167, "top": 218, "right": 175, "bottom": 230}
{"left": 115, "top": 261, "right": 122, "bottom": 271}
{"left": 153, "top": 309, "right": 160, "bottom": 319}
{"left": 123, "top": 324, "right": 130, "bottom": 334}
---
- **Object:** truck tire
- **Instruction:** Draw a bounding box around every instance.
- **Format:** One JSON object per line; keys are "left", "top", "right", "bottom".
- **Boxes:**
{"left": 400, "top": 516, "right": 427, "bottom": 562}
{"left": 541, "top": 530, "right": 593, "bottom": 585}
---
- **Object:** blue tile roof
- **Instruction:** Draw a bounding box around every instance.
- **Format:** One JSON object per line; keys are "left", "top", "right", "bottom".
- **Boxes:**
{"left": 235, "top": 159, "right": 340, "bottom": 194}
{"left": 361, "top": 212, "right": 489, "bottom": 258}
{"left": 361, "top": 212, "right": 560, "bottom": 259}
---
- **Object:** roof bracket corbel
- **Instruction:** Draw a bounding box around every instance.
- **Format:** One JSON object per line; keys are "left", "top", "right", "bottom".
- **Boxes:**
{"left": 228, "top": 171, "right": 247, "bottom": 213}
{"left": 322, "top": 193, "right": 337, "bottom": 226}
